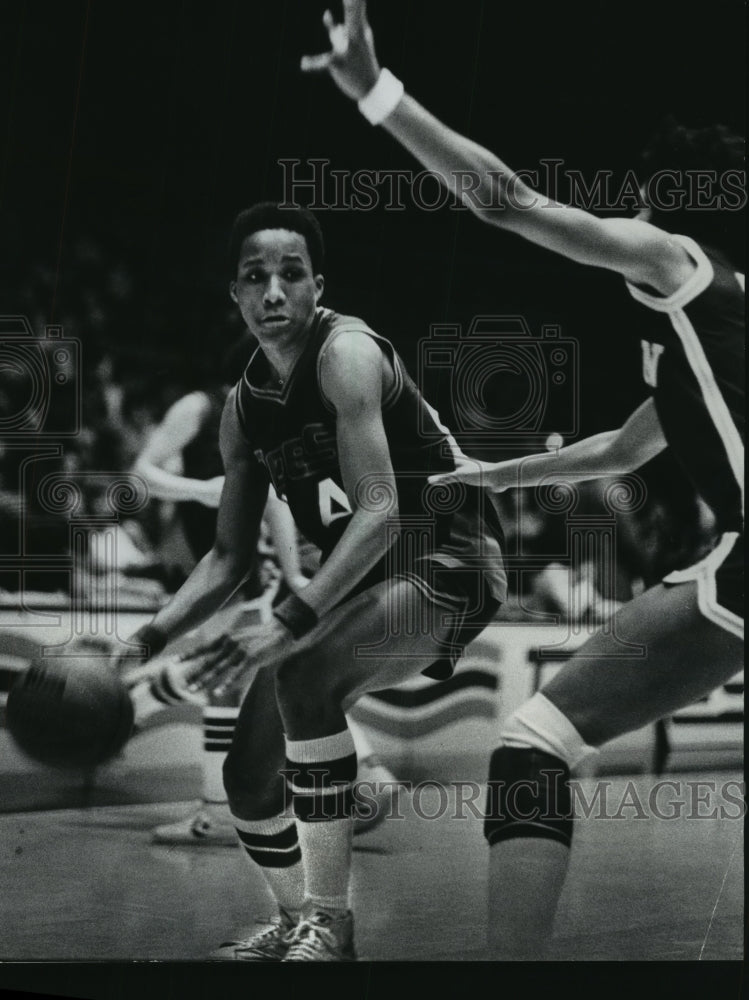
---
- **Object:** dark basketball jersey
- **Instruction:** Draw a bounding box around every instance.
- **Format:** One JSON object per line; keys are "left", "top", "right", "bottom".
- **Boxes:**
{"left": 234, "top": 307, "right": 507, "bottom": 603}
{"left": 626, "top": 236, "right": 744, "bottom": 532}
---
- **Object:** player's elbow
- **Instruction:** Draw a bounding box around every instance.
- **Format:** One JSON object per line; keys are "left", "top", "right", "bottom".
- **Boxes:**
{"left": 210, "top": 540, "right": 252, "bottom": 588}
{"left": 132, "top": 458, "right": 157, "bottom": 487}
{"left": 357, "top": 500, "right": 400, "bottom": 553}
{"left": 470, "top": 174, "right": 537, "bottom": 230}
{"left": 602, "top": 438, "right": 648, "bottom": 476}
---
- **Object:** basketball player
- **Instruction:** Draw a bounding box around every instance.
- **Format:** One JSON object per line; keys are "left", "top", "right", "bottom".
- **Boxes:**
{"left": 130, "top": 383, "right": 404, "bottom": 844}
{"left": 124, "top": 202, "right": 506, "bottom": 960}
{"left": 302, "top": 0, "right": 744, "bottom": 958}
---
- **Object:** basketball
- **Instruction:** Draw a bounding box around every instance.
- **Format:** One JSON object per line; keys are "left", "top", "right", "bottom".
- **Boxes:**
{"left": 6, "top": 655, "right": 135, "bottom": 769}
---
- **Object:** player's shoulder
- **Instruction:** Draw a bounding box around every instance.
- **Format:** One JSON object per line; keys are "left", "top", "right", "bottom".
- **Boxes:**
{"left": 320, "top": 327, "right": 383, "bottom": 381}
{"left": 317, "top": 307, "right": 382, "bottom": 368}
{"left": 317, "top": 306, "right": 377, "bottom": 341}
{"left": 218, "top": 385, "right": 245, "bottom": 447}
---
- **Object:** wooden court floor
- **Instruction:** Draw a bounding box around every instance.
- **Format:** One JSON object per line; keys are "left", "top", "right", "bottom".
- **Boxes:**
{"left": 0, "top": 771, "right": 742, "bottom": 964}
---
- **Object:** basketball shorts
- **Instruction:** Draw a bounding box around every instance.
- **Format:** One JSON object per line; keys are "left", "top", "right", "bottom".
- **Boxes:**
{"left": 324, "top": 500, "right": 506, "bottom": 681}
{"left": 663, "top": 531, "right": 743, "bottom": 639}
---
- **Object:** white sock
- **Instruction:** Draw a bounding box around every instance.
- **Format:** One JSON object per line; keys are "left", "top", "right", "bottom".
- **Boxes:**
{"left": 233, "top": 814, "right": 304, "bottom": 918}
{"left": 285, "top": 729, "right": 357, "bottom": 913}
{"left": 201, "top": 706, "right": 238, "bottom": 805}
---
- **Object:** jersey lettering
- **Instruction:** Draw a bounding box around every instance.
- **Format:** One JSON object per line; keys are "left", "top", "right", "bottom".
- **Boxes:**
{"left": 318, "top": 477, "right": 352, "bottom": 527}
{"left": 641, "top": 339, "right": 665, "bottom": 388}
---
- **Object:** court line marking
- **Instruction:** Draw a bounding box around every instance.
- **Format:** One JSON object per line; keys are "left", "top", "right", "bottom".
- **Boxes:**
{"left": 698, "top": 824, "right": 743, "bottom": 960}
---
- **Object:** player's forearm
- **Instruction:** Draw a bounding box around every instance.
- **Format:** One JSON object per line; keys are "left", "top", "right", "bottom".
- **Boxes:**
{"left": 382, "top": 94, "right": 536, "bottom": 225}
{"left": 147, "top": 548, "right": 250, "bottom": 645}
{"left": 135, "top": 459, "right": 223, "bottom": 505}
{"left": 264, "top": 492, "right": 305, "bottom": 586}
{"left": 295, "top": 509, "right": 397, "bottom": 617}
{"left": 486, "top": 430, "right": 630, "bottom": 490}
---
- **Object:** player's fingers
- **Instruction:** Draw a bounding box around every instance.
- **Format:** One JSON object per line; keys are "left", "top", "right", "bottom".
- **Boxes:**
{"left": 181, "top": 638, "right": 238, "bottom": 684}
{"left": 176, "top": 633, "right": 226, "bottom": 661}
{"left": 300, "top": 52, "right": 333, "bottom": 73}
{"left": 329, "top": 23, "right": 349, "bottom": 56}
{"left": 210, "top": 658, "right": 251, "bottom": 697}
{"left": 186, "top": 647, "right": 242, "bottom": 692}
{"left": 427, "top": 472, "right": 457, "bottom": 485}
{"left": 322, "top": 8, "right": 337, "bottom": 32}
{"left": 181, "top": 652, "right": 225, "bottom": 687}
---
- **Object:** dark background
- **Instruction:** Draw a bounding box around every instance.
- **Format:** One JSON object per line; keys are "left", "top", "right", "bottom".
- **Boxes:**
{"left": 0, "top": 0, "right": 745, "bottom": 447}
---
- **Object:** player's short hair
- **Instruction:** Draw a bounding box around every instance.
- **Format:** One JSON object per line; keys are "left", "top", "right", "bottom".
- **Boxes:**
{"left": 639, "top": 118, "right": 745, "bottom": 268}
{"left": 228, "top": 202, "right": 325, "bottom": 276}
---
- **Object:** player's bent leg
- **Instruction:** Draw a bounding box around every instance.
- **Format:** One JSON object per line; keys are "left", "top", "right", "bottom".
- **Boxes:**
{"left": 275, "top": 578, "right": 455, "bottom": 735}
{"left": 484, "top": 580, "right": 743, "bottom": 958}
{"left": 541, "top": 581, "right": 743, "bottom": 745}
{"left": 223, "top": 665, "right": 287, "bottom": 819}
{"left": 212, "top": 666, "right": 306, "bottom": 961}
{"left": 274, "top": 578, "right": 457, "bottom": 962}
{"left": 484, "top": 744, "right": 575, "bottom": 959}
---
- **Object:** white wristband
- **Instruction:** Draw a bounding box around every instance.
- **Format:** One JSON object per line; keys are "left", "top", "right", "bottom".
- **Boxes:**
{"left": 357, "top": 68, "right": 404, "bottom": 126}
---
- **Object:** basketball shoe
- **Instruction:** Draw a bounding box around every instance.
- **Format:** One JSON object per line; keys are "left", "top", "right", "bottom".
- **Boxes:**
{"left": 282, "top": 909, "right": 356, "bottom": 962}
{"left": 210, "top": 908, "right": 298, "bottom": 961}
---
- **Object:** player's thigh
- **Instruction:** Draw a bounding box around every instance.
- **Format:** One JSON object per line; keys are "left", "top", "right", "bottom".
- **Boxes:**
{"left": 541, "top": 581, "right": 742, "bottom": 744}
{"left": 288, "top": 577, "right": 455, "bottom": 707}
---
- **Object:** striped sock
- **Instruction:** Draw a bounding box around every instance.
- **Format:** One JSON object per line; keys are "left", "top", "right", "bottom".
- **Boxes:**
{"left": 285, "top": 729, "right": 357, "bottom": 913}
{"left": 233, "top": 814, "right": 305, "bottom": 917}
{"left": 201, "top": 706, "right": 237, "bottom": 805}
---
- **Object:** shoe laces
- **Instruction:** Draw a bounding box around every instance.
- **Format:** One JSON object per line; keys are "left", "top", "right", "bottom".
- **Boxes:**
{"left": 284, "top": 914, "right": 338, "bottom": 959}
{"left": 235, "top": 917, "right": 293, "bottom": 953}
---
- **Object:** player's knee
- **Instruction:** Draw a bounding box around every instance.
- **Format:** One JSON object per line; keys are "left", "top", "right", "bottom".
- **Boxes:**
{"left": 484, "top": 746, "right": 573, "bottom": 849}
{"left": 276, "top": 642, "right": 336, "bottom": 709}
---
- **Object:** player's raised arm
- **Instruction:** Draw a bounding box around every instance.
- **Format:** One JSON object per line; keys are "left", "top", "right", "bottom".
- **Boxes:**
{"left": 292, "top": 329, "right": 399, "bottom": 618}
{"left": 302, "top": 1, "right": 695, "bottom": 295}
{"left": 429, "top": 397, "right": 668, "bottom": 492}
{"left": 140, "top": 387, "right": 270, "bottom": 649}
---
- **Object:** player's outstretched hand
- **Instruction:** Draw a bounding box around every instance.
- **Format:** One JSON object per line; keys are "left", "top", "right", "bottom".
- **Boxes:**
{"left": 428, "top": 458, "right": 517, "bottom": 493}
{"left": 179, "top": 618, "right": 291, "bottom": 698}
{"left": 301, "top": 0, "right": 380, "bottom": 102}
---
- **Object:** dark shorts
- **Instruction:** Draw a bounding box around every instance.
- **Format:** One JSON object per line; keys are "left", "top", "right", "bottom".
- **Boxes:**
{"left": 663, "top": 531, "right": 743, "bottom": 638}
{"left": 325, "top": 553, "right": 502, "bottom": 682}
{"left": 314, "top": 488, "right": 506, "bottom": 679}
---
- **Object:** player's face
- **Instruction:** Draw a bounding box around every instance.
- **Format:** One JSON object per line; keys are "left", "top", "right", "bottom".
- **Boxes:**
{"left": 230, "top": 229, "right": 324, "bottom": 341}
